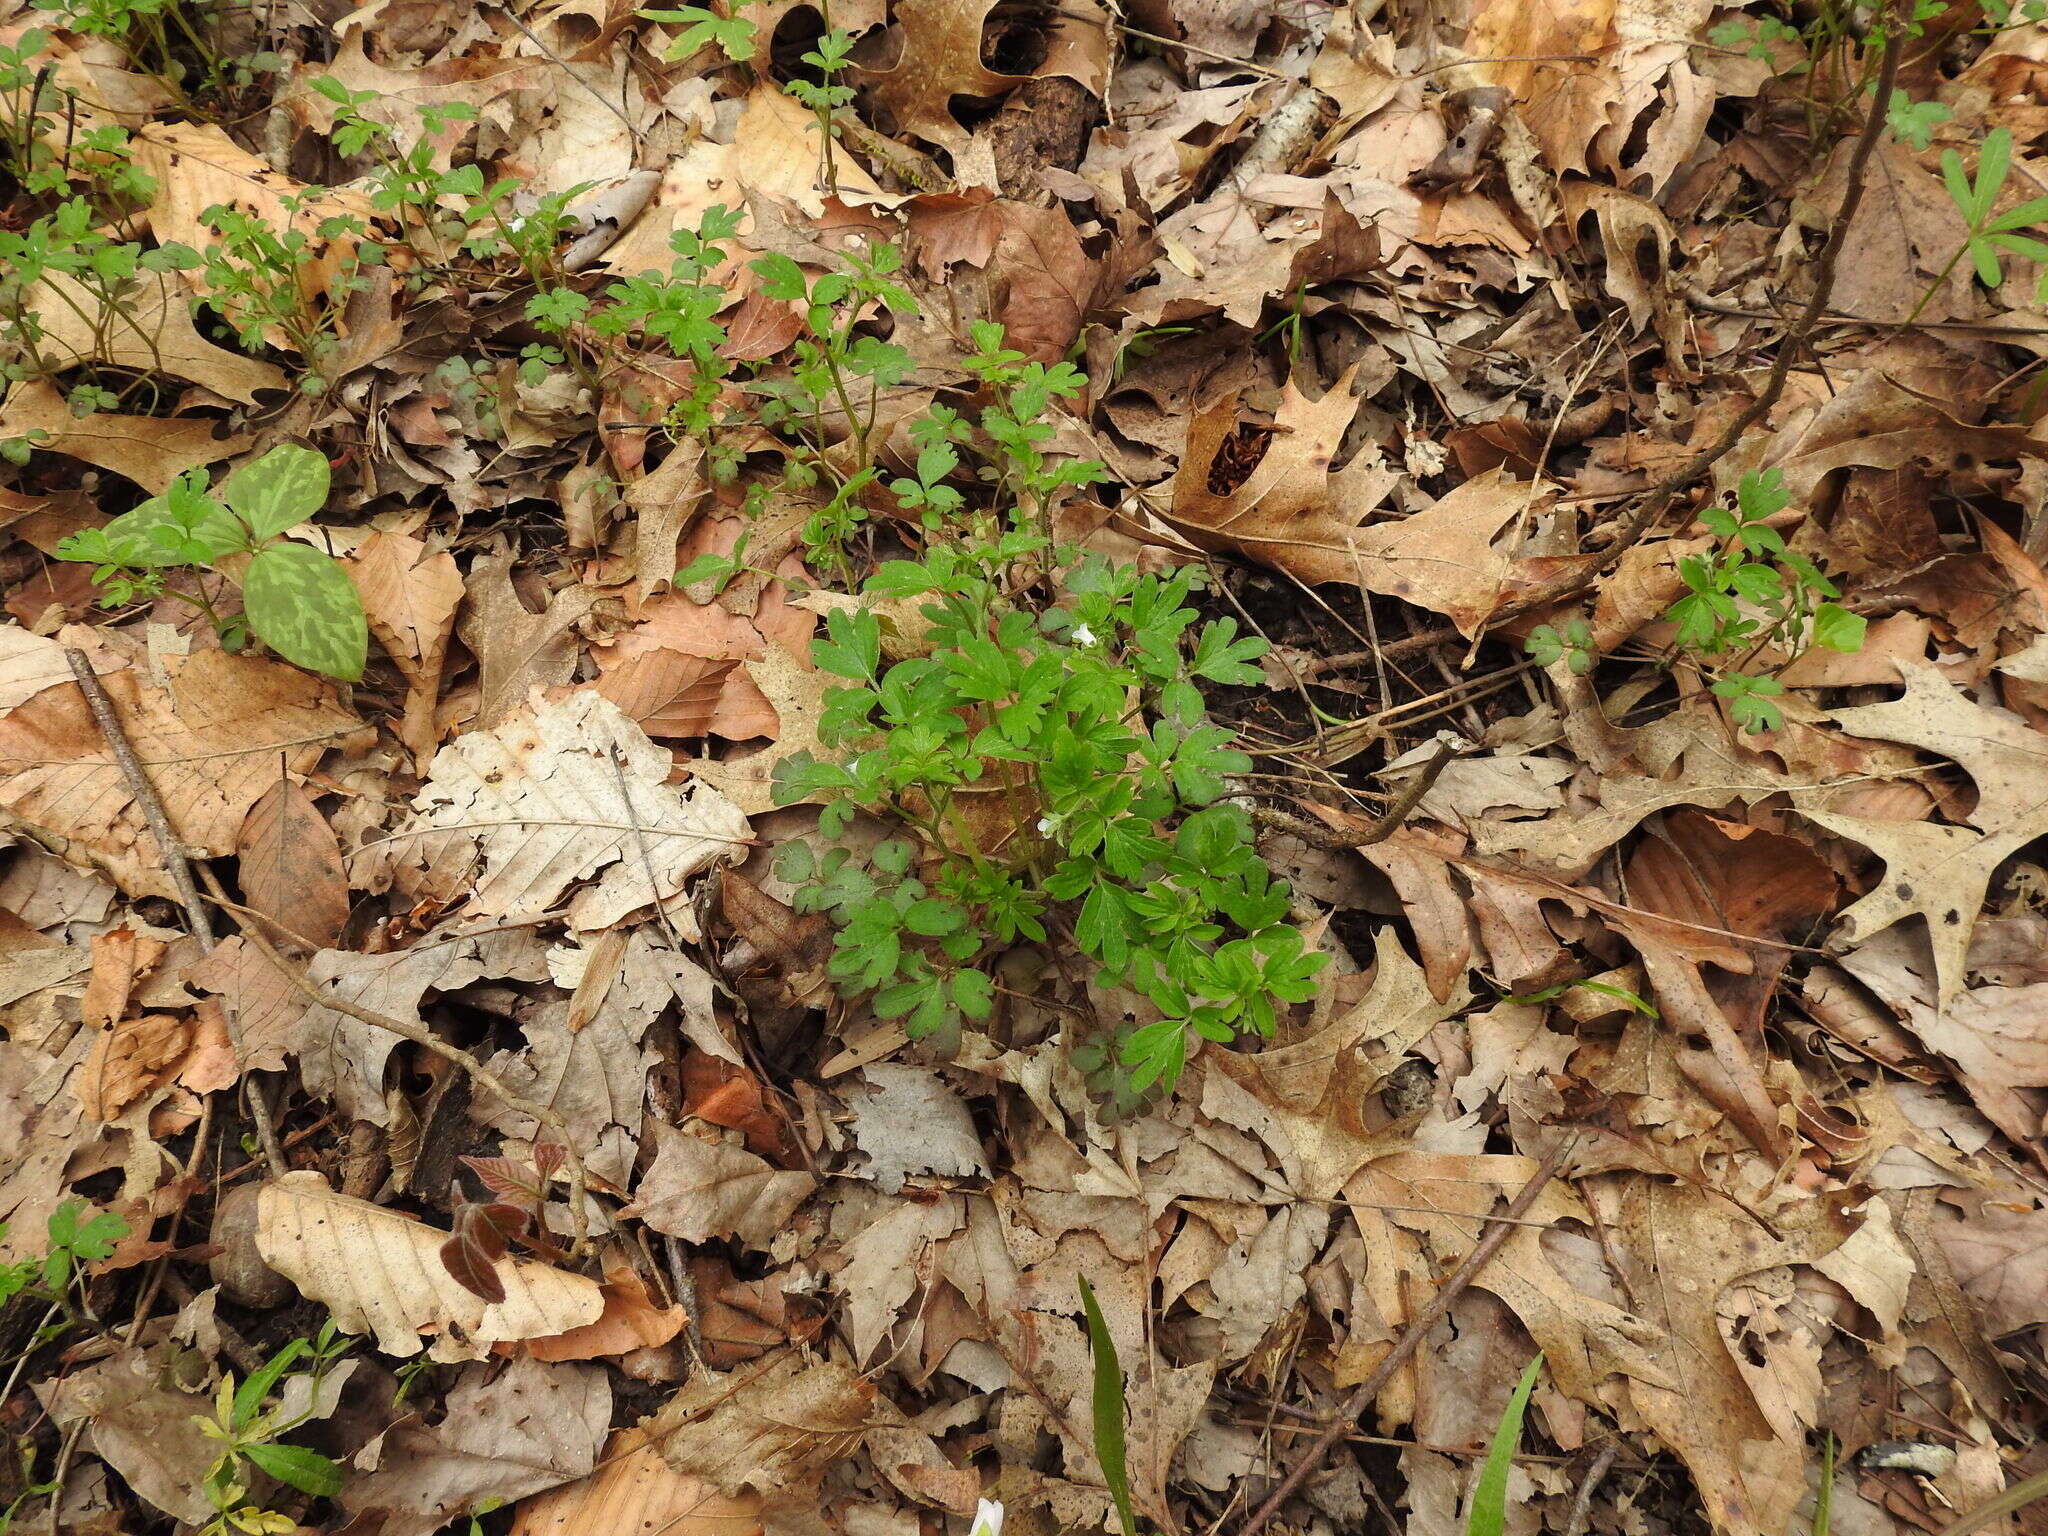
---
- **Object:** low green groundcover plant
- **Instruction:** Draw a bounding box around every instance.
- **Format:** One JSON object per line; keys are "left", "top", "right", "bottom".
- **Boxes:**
{"left": 54, "top": 444, "right": 368, "bottom": 682}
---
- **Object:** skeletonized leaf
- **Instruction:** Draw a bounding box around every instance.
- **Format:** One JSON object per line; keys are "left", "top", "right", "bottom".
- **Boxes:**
{"left": 244, "top": 540, "right": 370, "bottom": 682}
{"left": 383, "top": 690, "right": 751, "bottom": 931}
{"left": 235, "top": 778, "right": 349, "bottom": 949}
{"left": 255, "top": 1171, "right": 603, "bottom": 1359}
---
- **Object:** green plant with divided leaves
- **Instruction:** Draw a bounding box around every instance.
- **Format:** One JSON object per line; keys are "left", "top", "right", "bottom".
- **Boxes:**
{"left": 1532, "top": 466, "right": 1864, "bottom": 734}
{"left": 194, "top": 1322, "right": 352, "bottom": 1536}
{"left": 53, "top": 444, "right": 368, "bottom": 681}
{"left": 610, "top": 208, "right": 1324, "bottom": 1093}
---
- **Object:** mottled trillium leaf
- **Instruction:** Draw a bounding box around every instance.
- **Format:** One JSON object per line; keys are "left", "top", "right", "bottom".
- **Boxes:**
{"left": 222, "top": 443, "right": 331, "bottom": 541}
{"left": 245, "top": 540, "right": 368, "bottom": 681}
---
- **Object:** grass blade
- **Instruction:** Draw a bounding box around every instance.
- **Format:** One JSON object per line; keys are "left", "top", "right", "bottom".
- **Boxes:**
{"left": 1466, "top": 1353, "right": 1544, "bottom": 1536}
{"left": 1814, "top": 1432, "right": 1835, "bottom": 1536}
{"left": 1078, "top": 1275, "right": 1138, "bottom": 1536}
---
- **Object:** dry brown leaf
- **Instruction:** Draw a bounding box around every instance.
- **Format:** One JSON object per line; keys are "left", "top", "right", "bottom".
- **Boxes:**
{"left": 1797, "top": 663, "right": 2048, "bottom": 1007}
{"left": 1164, "top": 369, "right": 1398, "bottom": 588}
{"left": 623, "top": 1123, "right": 816, "bottom": 1249}
{"left": 647, "top": 1348, "right": 874, "bottom": 1497}
{"left": 459, "top": 542, "right": 603, "bottom": 730}
{"left": 29, "top": 272, "right": 287, "bottom": 404}
{"left": 345, "top": 529, "right": 463, "bottom": 762}
{"left": 255, "top": 1170, "right": 605, "bottom": 1358}
{"left": 1464, "top": 0, "right": 1617, "bottom": 176}
{"left": 684, "top": 640, "right": 830, "bottom": 816}
{"left": 860, "top": 0, "right": 1029, "bottom": 150}
{"left": 525, "top": 1256, "right": 690, "bottom": 1362}
{"left": 76, "top": 1012, "right": 187, "bottom": 1122}
{"left": 0, "top": 647, "right": 357, "bottom": 902}
{"left": 182, "top": 935, "right": 300, "bottom": 1073}
{"left": 341, "top": 1356, "right": 610, "bottom": 1536}
{"left": 235, "top": 778, "right": 350, "bottom": 950}
{"left": 0, "top": 378, "right": 249, "bottom": 493}
{"left": 510, "top": 1426, "right": 762, "bottom": 1536}
{"left": 36, "top": 1348, "right": 217, "bottom": 1525}
{"left": 382, "top": 690, "right": 750, "bottom": 931}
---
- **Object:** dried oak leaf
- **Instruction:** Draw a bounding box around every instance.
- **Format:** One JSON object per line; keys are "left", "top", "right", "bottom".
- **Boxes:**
{"left": 134, "top": 122, "right": 376, "bottom": 315}
{"left": 1795, "top": 662, "right": 2048, "bottom": 1008}
{"left": 29, "top": 272, "right": 287, "bottom": 404}
{"left": 0, "top": 378, "right": 249, "bottom": 493}
{"left": 458, "top": 542, "right": 603, "bottom": 730}
{"left": 383, "top": 690, "right": 750, "bottom": 931}
{"left": 647, "top": 1348, "right": 874, "bottom": 1498}
{"left": 1163, "top": 368, "right": 1397, "bottom": 588}
{"left": 861, "top": 0, "right": 1031, "bottom": 150}
{"left": 0, "top": 647, "right": 356, "bottom": 903}
{"left": 255, "top": 1171, "right": 605, "bottom": 1359}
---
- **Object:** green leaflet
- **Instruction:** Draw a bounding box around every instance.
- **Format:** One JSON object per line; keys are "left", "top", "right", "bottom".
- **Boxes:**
{"left": 1079, "top": 1275, "right": 1138, "bottom": 1536}
{"left": 244, "top": 540, "right": 368, "bottom": 682}
{"left": 1467, "top": 1354, "right": 1544, "bottom": 1536}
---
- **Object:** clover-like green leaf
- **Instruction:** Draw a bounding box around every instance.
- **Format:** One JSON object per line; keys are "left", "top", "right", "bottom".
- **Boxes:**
{"left": 243, "top": 541, "right": 368, "bottom": 681}
{"left": 221, "top": 444, "right": 331, "bottom": 542}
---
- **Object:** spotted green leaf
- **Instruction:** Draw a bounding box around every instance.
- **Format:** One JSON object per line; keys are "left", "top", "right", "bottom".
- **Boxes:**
{"left": 221, "top": 444, "right": 330, "bottom": 542}
{"left": 244, "top": 541, "right": 367, "bottom": 681}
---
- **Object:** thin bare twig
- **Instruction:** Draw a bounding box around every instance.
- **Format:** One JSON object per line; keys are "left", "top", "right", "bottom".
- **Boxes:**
{"left": 204, "top": 876, "right": 596, "bottom": 1261}
{"left": 1235, "top": 1136, "right": 1574, "bottom": 1536}
{"left": 1564, "top": 1443, "right": 1622, "bottom": 1536}
{"left": 1373, "top": 14, "right": 1907, "bottom": 664}
{"left": 64, "top": 648, "right": 213, "bottom": 947}
{"left": 1253, "top": 741, "right": 1460, "bottom": 850}
{"left": 63, "top": 647, "right": 288, "bottom": 1177}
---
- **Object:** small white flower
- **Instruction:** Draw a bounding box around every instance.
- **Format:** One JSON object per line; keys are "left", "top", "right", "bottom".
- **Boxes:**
{"left": 968, "top": 1499, "right": 1005, "bottom": 1536}
{"left": 1036, "top": 816, "right": 1057, "bottom": 835}
{"left": 1072, "top": 623, "right": 1098, "bottom": 646}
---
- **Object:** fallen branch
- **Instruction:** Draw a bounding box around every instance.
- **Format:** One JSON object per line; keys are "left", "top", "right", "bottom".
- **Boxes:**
{"left": 63, "top": 647, "right": 287, "bottom": 1176}
{"left": 203, "top": 876, "right": 596, "bottom": 1262}
{"left": 1235, "top": 1135, "right": 1574, "bottom": 1536}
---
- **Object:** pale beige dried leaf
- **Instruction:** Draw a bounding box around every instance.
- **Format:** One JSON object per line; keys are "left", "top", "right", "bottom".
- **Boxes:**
{"left": 292, "top": 926, "right": 551, "bottom": 1127}
{"left": 647, "top": 1348, "right": 873, "bottom": 1497}
{"left": 626, "top": 436, "right": 708, "bottom": 604}
{"left": 1797, "top": 663, "right": 2048, "bottom": 1007}
{"left": 0, "top": 378, "right": 249, "bottom": 493}
{"left": 342, "top": 1356, "right": 610, "bottom": 1536}
{"left": 623, "top": 1123, "right": 815, "bottom": 1249}
{"left": 0, "top": 648, "right": 357, "bottom": 902}
{"left": 236, "top": 778, "right": 349, "bottom": 949}
{"left": 846, "top": 1063, "right": 991, "bottom": 1194}
{"left": 382, "top": 690, "right": 749, "bottom": 930}
{"left": 29, "top": 272, "right": 287, "bottom": 404}
{"left": 255, "top": 1171, "right": 605, "bottom": 1358}
{"left": 0, "top": 627, "right": 88, "bottom": 714}
{"left": 510, "top": 1427, "right": 762, "bottom": 1536}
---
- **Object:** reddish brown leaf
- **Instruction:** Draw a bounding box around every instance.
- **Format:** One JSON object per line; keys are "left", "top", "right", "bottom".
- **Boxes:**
{"left": 235, "top": 778, "right": 350, "bottom": 950}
